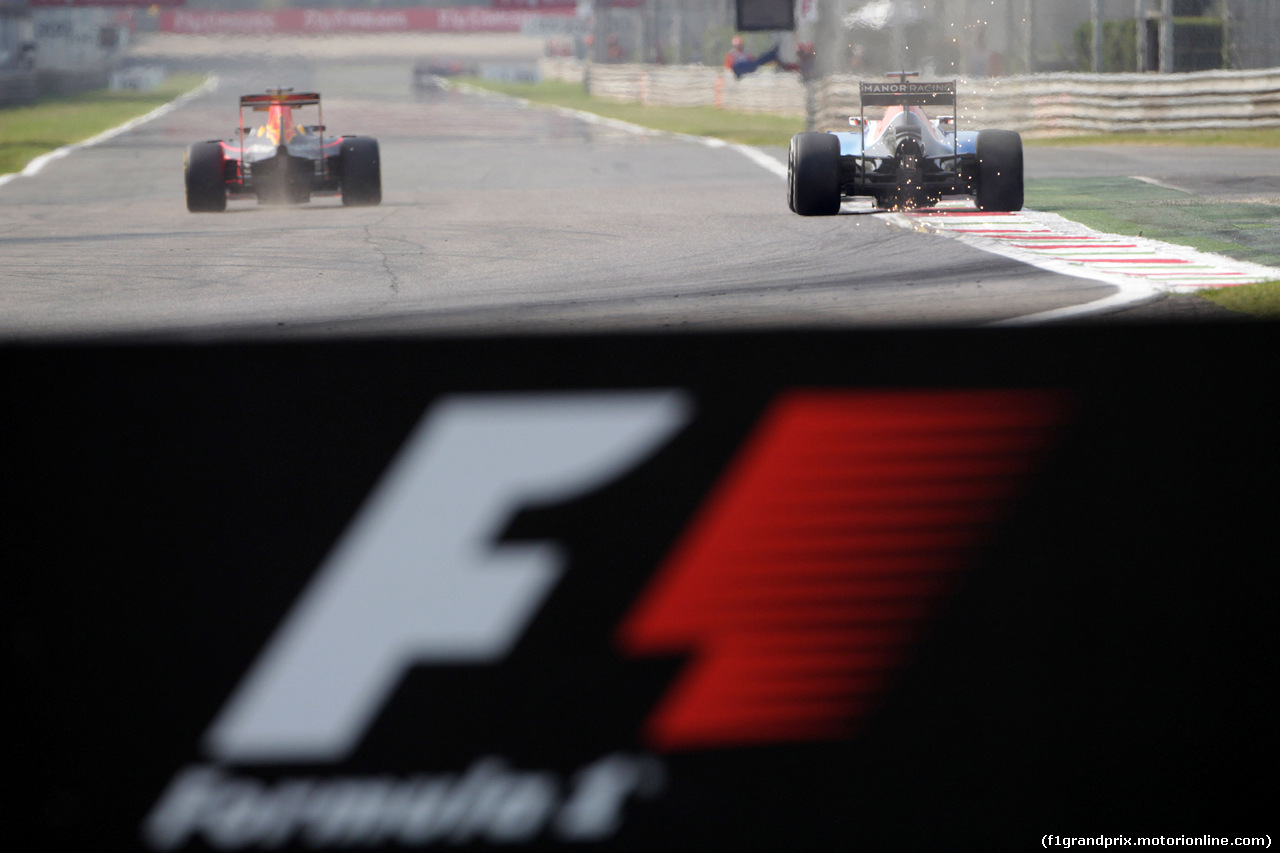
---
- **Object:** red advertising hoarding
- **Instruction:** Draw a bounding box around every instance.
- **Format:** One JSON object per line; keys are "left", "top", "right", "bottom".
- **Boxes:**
{"left": 160, "top": 6, "right": 575, "bottom": 35}
{"left": 492, "top": 0, "right": 577, "bottom": 9}
{"left": 32, "top": 0, "right": 184, "bottom": 6}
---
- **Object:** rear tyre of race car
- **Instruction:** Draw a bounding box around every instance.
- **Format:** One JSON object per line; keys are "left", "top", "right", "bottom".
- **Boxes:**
{"left": 975, "top": 129, "right": 1024, "bottom": 212}
{"left": 340, "top": 137, "right": 382, "bottom": 207}
{"left": 789, "top": 132, "right": 841, "bottom": 216}
{"left": 185, "top": 141, "right": 226, "bottom": 213}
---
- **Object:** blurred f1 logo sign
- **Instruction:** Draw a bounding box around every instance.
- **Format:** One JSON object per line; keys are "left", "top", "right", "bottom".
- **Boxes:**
{"left": 203, "top": 392, "right": 690, "bottom": 764}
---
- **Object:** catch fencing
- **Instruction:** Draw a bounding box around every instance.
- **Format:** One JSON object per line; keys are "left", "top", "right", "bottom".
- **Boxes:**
{"left": 540, "top": 58, "right": 1280, "bottom": 136}
{"left": 816, "top": 68, "right": 1280, "bottom": 134}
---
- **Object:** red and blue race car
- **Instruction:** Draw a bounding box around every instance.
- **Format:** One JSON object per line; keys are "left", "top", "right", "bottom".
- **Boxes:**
{"left": 184, "top": 89, "right": 381, "bottom": 212}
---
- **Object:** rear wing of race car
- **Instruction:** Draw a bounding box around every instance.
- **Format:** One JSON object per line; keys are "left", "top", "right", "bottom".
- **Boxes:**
{"left": 858, "top": 80, "right": 956, "bottom": 108}
{"left": 238, "top": 91, "right": 322, "bottom": 131}
{"left": 240, "top": 92, "right": 322, "bottom": 109}
{"left": 235, "top": 89, "right": 327, "bottom": 176}
{"left": 856, "top": 76, "right": 959, "bottom": 198}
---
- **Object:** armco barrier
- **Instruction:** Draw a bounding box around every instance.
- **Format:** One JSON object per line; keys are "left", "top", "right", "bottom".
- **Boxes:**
{"left": 539, "top": 57, "right": 587, "bottom": 84}
{"left": 815, "top": 67, "right": 1280, "bottom": 134}
{"left": 4, "top": 326, "right": 1277, "bottom": 850}
{"left": 545, "top": 58, "right": 807, "bottom": 117}
{"left": 573, "top": 60, "right": 808, "bottom": 117}
{"left": 540, "top": 57, "right": 1280, "bottom": 135}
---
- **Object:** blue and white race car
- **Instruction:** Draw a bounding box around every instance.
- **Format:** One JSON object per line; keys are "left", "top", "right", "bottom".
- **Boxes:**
{"left": 788, "top": 74, "right": 1023, "bottom": 214}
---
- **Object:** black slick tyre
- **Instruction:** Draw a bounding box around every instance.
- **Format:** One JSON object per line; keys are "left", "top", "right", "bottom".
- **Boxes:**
{"left": 185, "top": 141, "right": 226, "bottom": 213}
{"left": 789, "top": 132, "right": 841, "bottom": 216}
{"left": 975, "top": 129, "right": 1024, "bottom": 212}
{"left": 340, "top": 137, "right": 382, "bottom": 207}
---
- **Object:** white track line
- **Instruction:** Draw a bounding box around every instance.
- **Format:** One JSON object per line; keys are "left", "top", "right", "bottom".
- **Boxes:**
{"left": 0, "top": 74, "right": 219, "bottom": 189}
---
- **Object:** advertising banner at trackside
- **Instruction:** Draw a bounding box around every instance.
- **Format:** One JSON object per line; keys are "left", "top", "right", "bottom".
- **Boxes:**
{"left": 158, "top": 7, "right": 575, "bottom": 35}
{"left": 32, "top": 0, "right": 183, "bottom": 6}
{"left": 2, "top": 327, "right": 1276, "bottom": 850}
{"left": 491, "top": 0, "right": 578, "bottom": 8}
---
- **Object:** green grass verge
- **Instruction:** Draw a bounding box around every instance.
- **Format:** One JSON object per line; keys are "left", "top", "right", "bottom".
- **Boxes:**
{"left": 1198, "top": 279, "right": 1280, "bottom": 317}
{"left": 458, "top": 78, "right": 803, "bottom": 147}
{"left": 1023, "top": 177, "right": 1280, "bottom": 260}
{"left": 1026, "top": 127, "right": 1280, "bottom": 148}
{"left": 0, "top": 73, "right": 208, "bottom": 176}
{"left": 1025, "top": 176, "right": 1280, "bottom": 315}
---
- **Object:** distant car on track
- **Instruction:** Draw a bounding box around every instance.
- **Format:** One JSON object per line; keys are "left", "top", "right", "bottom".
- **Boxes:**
{"left": 788, "top": 73, "right": 1023, "bottom": 215}
{"left": 184, "top": 88, "right": 381, "bottom": 212}
{"left": 413, "top": 57, "right": 476, "bottom": 91}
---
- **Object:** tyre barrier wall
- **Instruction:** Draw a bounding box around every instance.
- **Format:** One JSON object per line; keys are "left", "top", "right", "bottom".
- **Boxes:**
{"left": 816, "top": 67, "right": 1280, "bottom": 134}
{"left": 539, "top": 56, "right": 587, "bottom": 84}
{"left": 109, "top": 65, "right": 167, "bottom": 92}
{"left": 552, "top": 59, "right": 807, "bottom": 117}
{"left": 540, "top": 57, "right": 1280, "bottom": 135}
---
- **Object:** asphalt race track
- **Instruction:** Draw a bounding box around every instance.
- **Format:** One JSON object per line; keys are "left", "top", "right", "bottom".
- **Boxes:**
{"left": 0, "top": 48, "right": 1255, "bottom": 341}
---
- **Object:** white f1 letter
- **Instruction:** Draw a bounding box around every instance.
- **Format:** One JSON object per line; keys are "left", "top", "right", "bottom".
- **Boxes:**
{"left": 204, "top": 392, "right": 689, "bottom": 763}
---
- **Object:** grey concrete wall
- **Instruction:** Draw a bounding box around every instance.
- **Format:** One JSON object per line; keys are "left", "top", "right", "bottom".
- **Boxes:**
{"left": 1228, "top": 0, "right": 1280, "bottom": 69}
{"left": 0, "top": 2, "right": 35, "bottom": 105}
{"left": 32, "top": 7, "right": 131, "bottom": 95}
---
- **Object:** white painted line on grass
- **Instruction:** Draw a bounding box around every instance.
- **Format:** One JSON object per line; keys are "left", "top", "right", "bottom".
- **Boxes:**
{"left": 0, "top": 74, "right": 219, "bottom": 189}
{"left": 1131, "top": 175, "right": 1192, "bottom": 193}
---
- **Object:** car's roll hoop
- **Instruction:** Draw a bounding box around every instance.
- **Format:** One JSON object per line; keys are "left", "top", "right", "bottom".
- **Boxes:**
{"left": 240, "top": 91, "right": 322, "bottom": 109}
